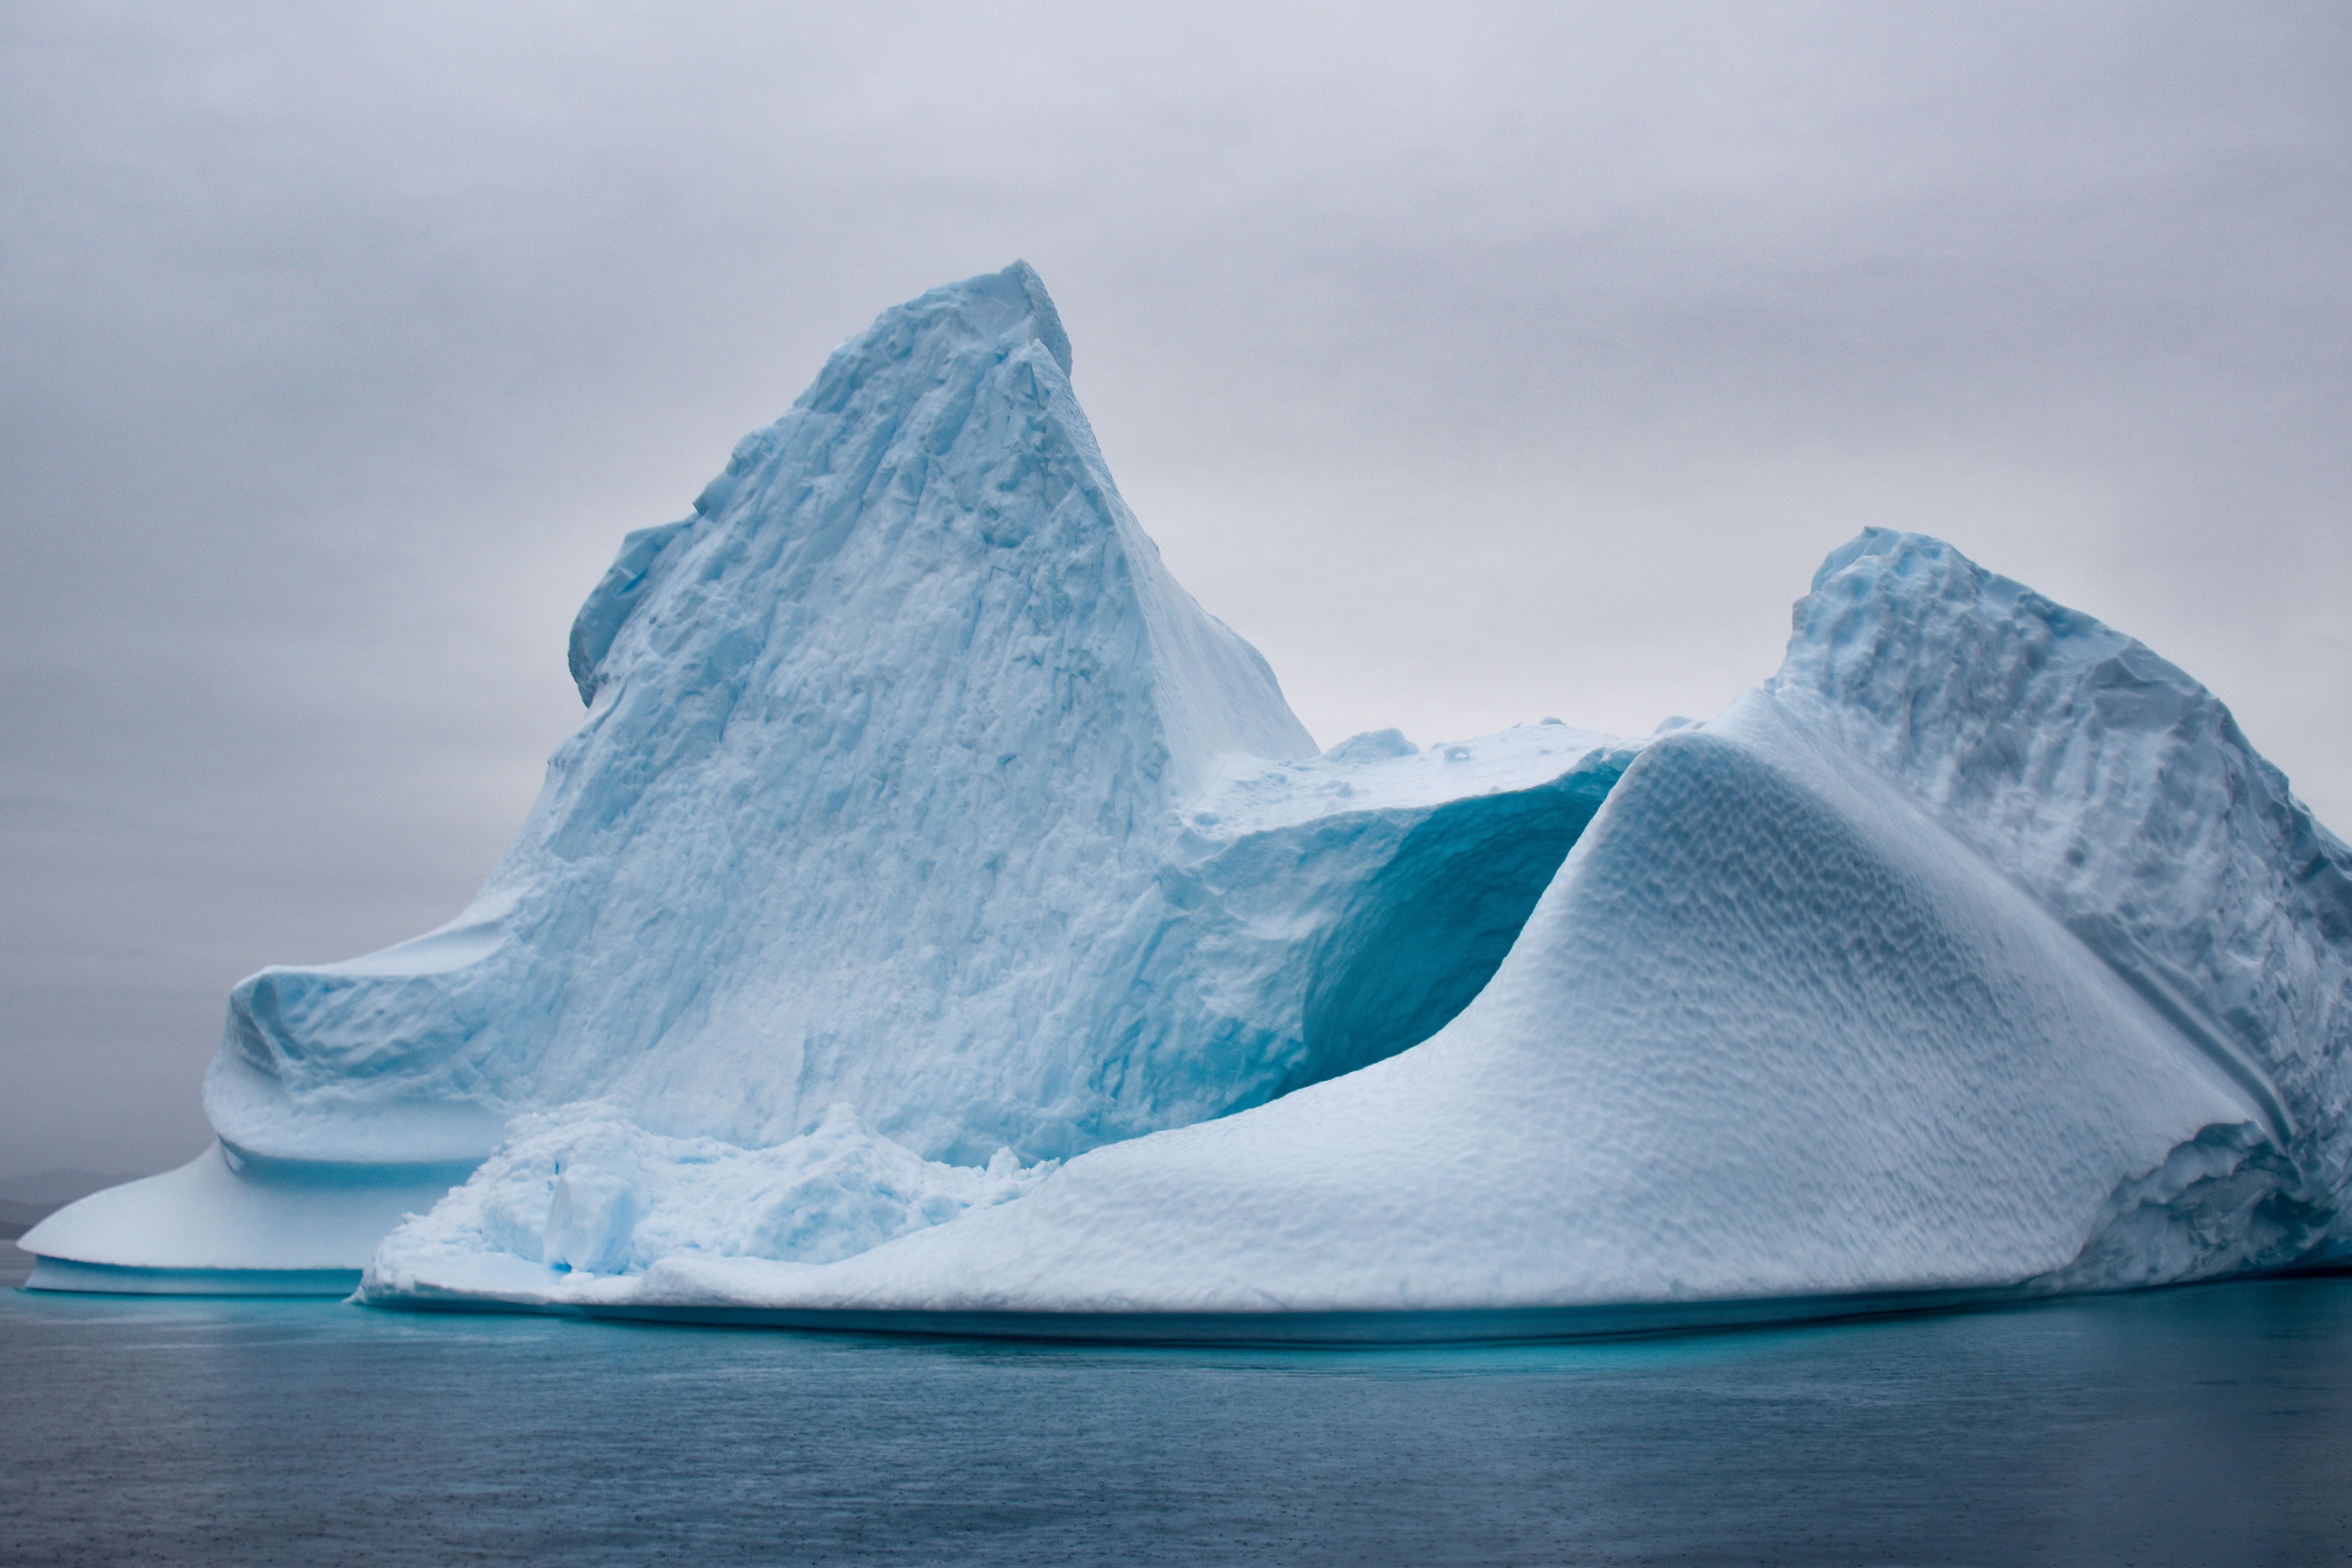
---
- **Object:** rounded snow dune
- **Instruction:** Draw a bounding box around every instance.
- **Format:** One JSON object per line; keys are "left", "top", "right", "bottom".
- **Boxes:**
{"left": 360, "top": 694, "right": 2289, "bottom": 1330}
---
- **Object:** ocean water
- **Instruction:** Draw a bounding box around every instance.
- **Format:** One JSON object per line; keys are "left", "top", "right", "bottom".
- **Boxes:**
{"left": 4, "top": 1250, "right": 2350, "bottom": 1567}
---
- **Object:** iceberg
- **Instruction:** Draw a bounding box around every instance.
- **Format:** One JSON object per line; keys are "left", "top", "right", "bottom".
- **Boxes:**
{"left": 27, "top": 265, "right": 2352, "bottom": 1338}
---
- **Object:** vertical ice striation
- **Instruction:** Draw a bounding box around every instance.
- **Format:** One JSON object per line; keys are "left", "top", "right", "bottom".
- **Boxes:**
{"left": 206, "top": 261, "right": 1324, "bottom": 1171}
{"left": 1769, "top": 530, "right": 2352, "bottom": 1214}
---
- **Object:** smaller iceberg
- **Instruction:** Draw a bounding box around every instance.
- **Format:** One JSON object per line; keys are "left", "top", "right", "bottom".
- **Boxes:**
{"left": 28, "top": 266, "right": 2352, "bottom": 1339}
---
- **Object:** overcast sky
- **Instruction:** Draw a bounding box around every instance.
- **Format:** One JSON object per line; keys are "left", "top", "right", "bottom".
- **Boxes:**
{"left": 4, "top": 2, "right": 2347, "bottom": 1175}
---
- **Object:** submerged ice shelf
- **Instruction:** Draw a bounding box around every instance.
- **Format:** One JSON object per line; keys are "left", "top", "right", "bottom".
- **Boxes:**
{"left": 26, "top": 265, "right": 2352, "bottom": 1337}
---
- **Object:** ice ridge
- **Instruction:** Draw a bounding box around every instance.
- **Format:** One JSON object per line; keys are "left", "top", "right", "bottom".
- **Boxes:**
{"left": 1770, "top": 529, "right": 2352, "bottom": 1200}
{"left": 198, "top": 260, "right": 1326, "bottom": 1173}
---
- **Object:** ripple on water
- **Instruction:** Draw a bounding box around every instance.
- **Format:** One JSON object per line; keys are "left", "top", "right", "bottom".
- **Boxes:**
{"left": 5, "top": 1251, "right": 2352, "bottom": 1567}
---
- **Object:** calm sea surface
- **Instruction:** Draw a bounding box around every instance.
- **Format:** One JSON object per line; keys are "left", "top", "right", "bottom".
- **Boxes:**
{"left": 4, "top": 1250, "right": 2349, "bottom": 1567}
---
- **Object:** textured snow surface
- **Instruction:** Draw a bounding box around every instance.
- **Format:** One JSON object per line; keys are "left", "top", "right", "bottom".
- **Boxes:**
{"left": 198, "top": 260, "right": 1339, "bottom": 1180}
{"left": 363, "top": 690, "right": 2311, "bottom": 1315}
{"left": 32, "top": 268, "right": 2352, "bottom": 1320}
{"left": 1769, "top": 533, "right": 2352, "bottom": 1214}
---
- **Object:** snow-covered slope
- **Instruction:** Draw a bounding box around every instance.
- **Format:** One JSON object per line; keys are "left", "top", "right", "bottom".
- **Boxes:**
{"left": 357, "top": 535, "right": 2352, "bottom": 1326}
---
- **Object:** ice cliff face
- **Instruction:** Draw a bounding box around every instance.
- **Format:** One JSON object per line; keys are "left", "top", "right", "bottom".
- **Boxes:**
{"left": 29, "top": 267, "right": 2352, "bottom": 1326}
{"left": 206, "top": 261, "right": 1331, "bottom": 1173}
{"left": 1770, "top": 532, "right": 2352, "bottom": 1218}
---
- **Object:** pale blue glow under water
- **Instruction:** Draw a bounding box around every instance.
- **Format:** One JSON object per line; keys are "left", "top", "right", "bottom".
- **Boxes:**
{"left": 5, "top": 1251, "right": 2350, "bottom": 1567}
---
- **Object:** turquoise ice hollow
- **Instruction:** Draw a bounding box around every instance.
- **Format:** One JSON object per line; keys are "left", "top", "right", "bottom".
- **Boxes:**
{"left": 26, "top": 265, "right": 2352, "bottom": 1335}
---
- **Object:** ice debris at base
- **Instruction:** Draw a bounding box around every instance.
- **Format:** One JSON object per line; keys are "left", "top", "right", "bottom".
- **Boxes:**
{"left": 372, "top": 1103, "right": 1052, "bottom": 1292}
{"left": 29, "top": 263, "right": 2352, "bottom": 1321}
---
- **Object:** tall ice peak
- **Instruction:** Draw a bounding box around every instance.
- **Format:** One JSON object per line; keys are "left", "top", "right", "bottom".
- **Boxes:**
{"left": 192, "top": 263, "right": 1317, "bottom": 1180}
